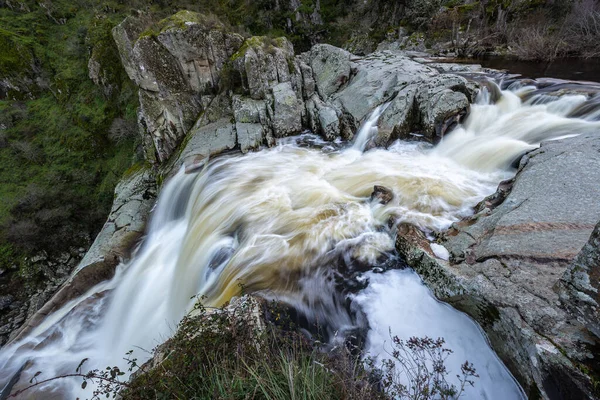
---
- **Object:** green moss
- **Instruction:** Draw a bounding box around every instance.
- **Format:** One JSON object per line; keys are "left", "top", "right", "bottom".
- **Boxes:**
{"left": 0, "top": 28, "right": 34, "bottom": 80}
{"left": 231, "top": 36, "right": 268, "bottom": 61}
{"left": 140, "top": 10, "right": 225, "bottom": 38}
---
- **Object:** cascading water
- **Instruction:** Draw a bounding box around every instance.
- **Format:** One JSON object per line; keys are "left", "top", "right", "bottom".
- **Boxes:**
{"left": 1, "top": 78, "right": 600, "bottom": 399}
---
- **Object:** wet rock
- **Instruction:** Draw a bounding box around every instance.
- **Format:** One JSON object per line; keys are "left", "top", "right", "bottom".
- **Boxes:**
{"left": 377, "top": 83, "right": 419, "bottom": 146}
{"left": 370, "top": 185, "right": 394, "bottom": 205}
{"left": 399, "top": 134, "right": 600, "bottom": 399}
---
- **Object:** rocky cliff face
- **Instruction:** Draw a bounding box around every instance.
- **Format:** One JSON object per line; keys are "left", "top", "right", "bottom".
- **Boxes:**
{"left": 112, "top": 11, "right": 475, "bottom": 171}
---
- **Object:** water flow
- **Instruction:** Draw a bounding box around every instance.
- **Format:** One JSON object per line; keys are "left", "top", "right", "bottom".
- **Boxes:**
{"left": 1, "top": 80, "right": 599, "bottom": 399}
{"left": 353, "top": 103, "right": 390, "bottom": 151}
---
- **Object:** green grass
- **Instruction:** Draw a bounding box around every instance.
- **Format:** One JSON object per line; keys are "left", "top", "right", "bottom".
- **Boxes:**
{"left": 121, "top": 299, "right": 380, "bottom": 400}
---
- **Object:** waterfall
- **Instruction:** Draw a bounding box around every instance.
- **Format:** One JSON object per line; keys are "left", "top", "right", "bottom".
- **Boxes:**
{"left": 352, "top": 103, "right": 390, "bottom": 151}
{"left": 1, "top": 79, "right": 600, "bottom": 399}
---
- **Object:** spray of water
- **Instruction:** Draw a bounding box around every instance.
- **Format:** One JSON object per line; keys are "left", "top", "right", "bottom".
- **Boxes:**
{"left": 1, "top": 79, "right": 599, "bottom": 399}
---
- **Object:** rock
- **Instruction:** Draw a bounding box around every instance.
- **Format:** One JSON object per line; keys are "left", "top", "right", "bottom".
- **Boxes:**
{"left": 309, "top": 44, "right": 351, "bottom": 100}
{"left": 332, "top": 52, "right": 436, "bottom": 127}
{"left": 299, "top": 60, "right": 316, "bottom": 99}
{"left": 112, "top": 11, "right": 243, "bottom": 163}
{"left": 177, "top": 118, "right": 237, "bottom": 166}
{"left": 398, "top": 134, "right": 600, "bottom": 399}
{"left": 370, "top": 185, "right": 394, "bottom": 205}
{"left": 317, "top": 105, "right": 339, "bottom": 140}
{"left": 305, "top": 94, "right": 340, "bottom": 140}
{"left": 236, "top": 123, "right": 264, "bottom": 154}
{"left": 0, "top": 296, "right": 13, "bottom": 312}
{"left": 377, "top": 83, "right": 419, "bottom": 146}
{"left": 111, "top": 13, "right": 153, "bottom": 85}
{"left": 560, "top": 221, "right": 600, "bottom": 339}
{"left": 8, "top": 165, "right": 157, "bottom": 344}
{"left": 272, "top": 81, "right": 302, "bottom": 138}
{"left": 232, "top": 96, "right": 268, "bottom": 124}
{"left": 414, "top": 74, "right": 473, "bottom": 141}
{"left": 232, "top": 96, "right": 270, "bottom": 152}
{"left": 230, "top": 36, "right": 296, "bottom": 100}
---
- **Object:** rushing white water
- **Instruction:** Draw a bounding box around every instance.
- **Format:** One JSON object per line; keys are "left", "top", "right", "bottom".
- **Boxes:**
{"left": 354, "top": 269, "right": 524, "bottom": 400}
{"left": 1, "top": 79, "right": 599, "bottom": 399}
{"left": 353, "top": 103, "right": 390, "bottom": 151}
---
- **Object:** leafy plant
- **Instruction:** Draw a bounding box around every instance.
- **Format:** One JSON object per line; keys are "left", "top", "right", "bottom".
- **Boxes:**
{"left": 372, "top": 334, "right": 478, "bottom": 400}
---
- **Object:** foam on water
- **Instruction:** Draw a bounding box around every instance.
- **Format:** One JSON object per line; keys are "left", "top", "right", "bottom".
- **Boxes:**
{"left": 354, "top": 269, "right": 524, "bottom": 400}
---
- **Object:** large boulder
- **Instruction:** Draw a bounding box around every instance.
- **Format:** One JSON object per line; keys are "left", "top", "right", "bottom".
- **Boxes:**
{"left": 309, "top": 44, "right": 352, "bottom": 100}
{"left": 397, "top": 134, "right": 600, "bottom": 399}
{"left": 112, "top": 12, "right": 244, "bottom": 163}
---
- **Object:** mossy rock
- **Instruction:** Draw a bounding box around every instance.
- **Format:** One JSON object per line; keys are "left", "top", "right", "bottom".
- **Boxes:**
{"left": 140, "top": 10, "right": 225, "bottom": 39}
{"left": 230, "top": 36, "right": 287, "bottom": 61}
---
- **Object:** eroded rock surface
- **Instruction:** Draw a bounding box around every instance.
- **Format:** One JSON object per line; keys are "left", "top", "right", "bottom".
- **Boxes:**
{"left": 560, "top": 221, "right": 600, "bottom": 340}
{"left": 397, "top": 134, "right": 600, "bottom": 400}
{"left": 113, "top": 11, "right": 476, "bottom": 170}
{"left": 113, "top": 11, "right": 244, "bottom": 163}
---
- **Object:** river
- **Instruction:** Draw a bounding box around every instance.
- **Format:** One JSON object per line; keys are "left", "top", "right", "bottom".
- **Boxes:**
{"left": 1, "top": 72, "right": 600, "bottom": 399}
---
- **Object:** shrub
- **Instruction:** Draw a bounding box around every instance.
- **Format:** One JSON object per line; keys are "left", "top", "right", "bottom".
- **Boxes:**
{"left": 512, "top": 23, "right": 567, "bottom": 61}
{"left": 406, "top": 0, "right": 443, "bottom": 30}
{"left": 121, "top": 298, "right": 380, "bottom": 400}
{"left": 375, "top": 335, "right": 478, "bottom": 400}
{"left": 565, "top": 0, "right": 600, "bottom": 57}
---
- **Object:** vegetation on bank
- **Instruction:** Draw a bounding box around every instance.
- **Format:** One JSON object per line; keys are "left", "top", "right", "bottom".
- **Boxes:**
{"left": 9, "top": 297, "right": 478, "bottom": 399}
{"left": 401, "top": 0, "right": 600, "bottom": 60}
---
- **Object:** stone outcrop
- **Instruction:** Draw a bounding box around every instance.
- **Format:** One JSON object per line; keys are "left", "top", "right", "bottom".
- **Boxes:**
{"left": 113, "top": 11, "right": 244, "bottom": 163}
{"left": 397, "top": 134, "right": 600, "bottom": 400}
{"left": 112, "top": 11, "right": 476, "bottom": 171}
{"left": 560, "top": 222, "right": 600, "bottom": 340}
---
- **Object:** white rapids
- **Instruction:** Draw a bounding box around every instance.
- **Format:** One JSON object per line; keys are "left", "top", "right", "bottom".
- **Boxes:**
{"left": 1, "top": 80, "right": 599, "bottom": 399}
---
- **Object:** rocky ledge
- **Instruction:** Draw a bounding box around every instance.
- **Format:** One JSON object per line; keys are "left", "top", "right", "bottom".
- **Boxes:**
{"left": 111, "top": 11, "right": 478, "bottom": 171}
{"left": 397, "top": 134, "right": 600, "bottom": 399}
